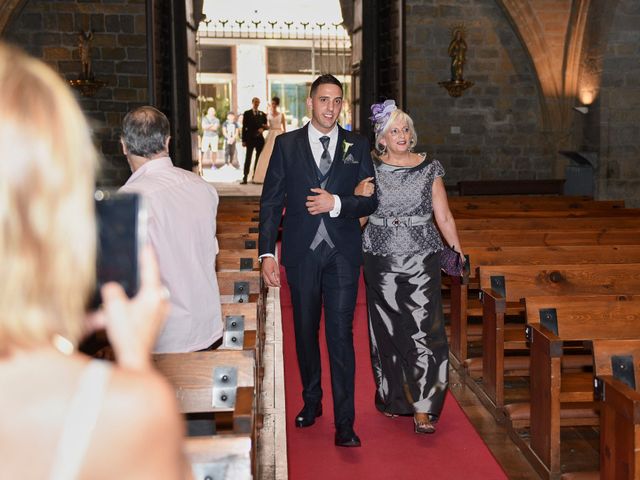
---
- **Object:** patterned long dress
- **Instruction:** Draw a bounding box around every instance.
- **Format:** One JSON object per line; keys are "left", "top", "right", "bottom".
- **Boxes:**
{"left": 362, "top": 154, "right": 449, "bottom": 418}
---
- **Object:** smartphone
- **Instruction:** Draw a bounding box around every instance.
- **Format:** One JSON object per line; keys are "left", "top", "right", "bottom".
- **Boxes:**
{"left": 89, "top": 190, "right": 147, "bottom": 309}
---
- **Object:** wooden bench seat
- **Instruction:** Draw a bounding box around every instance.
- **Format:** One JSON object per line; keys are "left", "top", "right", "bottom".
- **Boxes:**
{"left": 452, "top": 208, "right": 640, "bottom": 219}
{"left": 590, "top": 339, "right": 640, "bottom": 479}
{"left": 449, "top": 197, "right": 622, "bottom": 210}
{"left": 217, "top": 233, "right": 259, "bottom": 250}
{"left": 185, "top": 435, "right": 252, "bottom": 480}
{"left": 459, "top": 229, "right": 640, "bottom": 247}
{"left": 217, "top": 270, "right": 262, "bottom": 304}
{"left": 457, "top": 179, "right": 566, "bottom": 196}
{"left": 523, "top": 295, "right": 640, "bottom": 479}
{"left": 478, "top": 264, "right": 640, "bottom": 414}
{"left": 449, "top": 194, "right": 593, "bottom": 204}
{"left": 457, "top": 216, "right": 640, "bottom": 231}
{"left": 505, "top": 401, "right": 599, "bottom": 430}
{"left": 217, "top": 222, "right": 260, "bottom": 235}
{"left": 153, "top": 350, "right": 257, "bottom": 434}
{"left": 449, "top": 245, "right": 640, "bottom": 365}
{"left": 559, "top": 472, "right": 599, "bottom": 480}
{"left": 220, "top": 303, "right": 258, "bottom": 351}
{"left": 217, "top": 248, "right": 259, "bottom": 272}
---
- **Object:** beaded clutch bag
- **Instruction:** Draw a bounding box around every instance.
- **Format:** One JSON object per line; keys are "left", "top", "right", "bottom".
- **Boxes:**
{"left": 440, "top": 245, "right": 463, "bottom": 276}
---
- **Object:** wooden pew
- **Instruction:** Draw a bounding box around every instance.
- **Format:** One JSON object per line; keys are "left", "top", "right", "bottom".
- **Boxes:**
{"left": 448, "top": 197, "right": 622, "bottom": 210}
{"left": 457, "top": 179, "right": 565, "bottom": 196}
{"left": 448, "top": 197, "right": 631, "bottom": 219}
{"left": 449, "top": 245, "right": 640, "bottom": 367}
{"left": 186, "top": 435, "right": 252, "bottom": 480}
{"left": 217, "top": 248, "right": 259, "bottom": 272}
{"left": 477, "top": 263, "right": 640, "bottom": 413}
{"left": 216, "top": 252, "right": 265, "bottom": 374}
{"left": 217, "top": 270, "right": 263, "bottom": 305}
{"left": 154, "top": 348, "right": 257, "bottom": 432}
{"left": 217, "top": 221, "right": 261, "bottom": 235}
{"left": 452, "top": 208, "right": 640, "bottom": 219}
{"left": 449, "top": 194, "right": 594, "bottom": 206}
{"left": 154, "top": 348, "right": 258, "bottom": 477}
{"left": 218, "top": 232, "right": 259, "bottom": 250}
{"left": 456, "top": 217, "right": 640, "bottom": 231}
{"left": 459, "top": 229, "right": 640, "bottom": 247}
{"left": 522, "top": 296, "right": 640, "bottom": 479}
{"left": 591, "top": 339, "right": 640, "bottom": 480}
{"left": 220, "top": 302, "right": 258, "bottom": 351}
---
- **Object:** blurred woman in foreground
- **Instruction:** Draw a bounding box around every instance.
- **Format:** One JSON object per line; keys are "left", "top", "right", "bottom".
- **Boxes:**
{"left": 0, "top": 43, "right": 186, "bottom": 479}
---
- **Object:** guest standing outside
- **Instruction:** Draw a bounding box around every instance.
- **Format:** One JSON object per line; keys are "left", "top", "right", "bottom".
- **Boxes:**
{"left": 241, "top": 97, "right": 267, "bottom": 184}
{"left": 358, "top": 100, "right": 465, "bottom": 434}
{"left": 222, "top": 111, "right": 240, "bottom": 168}
{"left": 201, "top": 106, "right": 220, "bottom": 167}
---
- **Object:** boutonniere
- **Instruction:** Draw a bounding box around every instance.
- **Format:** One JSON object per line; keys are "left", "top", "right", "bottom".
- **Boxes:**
{"left": 342, "top": 140, "right": 359, "bottom": 164}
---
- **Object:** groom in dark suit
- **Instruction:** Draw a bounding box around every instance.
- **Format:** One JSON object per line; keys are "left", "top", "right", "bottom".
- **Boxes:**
{"left": 259, "top": 74, "right": 377, "bottom": 447}
{"left": 241, "top": 97, "right": 268, "bottom": 184}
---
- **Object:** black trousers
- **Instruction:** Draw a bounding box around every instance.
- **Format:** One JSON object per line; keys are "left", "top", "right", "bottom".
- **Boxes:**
{"left": 243, "top": 140, "right": 264, "bottom": 181}
{"left": 285, "top": 241, "right": 360, "bottom": 428}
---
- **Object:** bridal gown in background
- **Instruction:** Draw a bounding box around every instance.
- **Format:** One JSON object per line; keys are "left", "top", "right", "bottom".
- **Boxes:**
{"left": 252, "top": 112, "right": 284, "bottom": 184}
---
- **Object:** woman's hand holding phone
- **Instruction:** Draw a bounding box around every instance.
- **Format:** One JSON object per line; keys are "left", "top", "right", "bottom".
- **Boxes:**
{"left": 88, "top": 246, "right": 168, "bottom": 371}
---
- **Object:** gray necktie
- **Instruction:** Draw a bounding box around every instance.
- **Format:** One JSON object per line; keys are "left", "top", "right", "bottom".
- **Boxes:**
{"left": 319, "top": 136, "right": 332, "bottom": 175}
{"left": 309, "top": 135, "right": 335, "bottom": 250}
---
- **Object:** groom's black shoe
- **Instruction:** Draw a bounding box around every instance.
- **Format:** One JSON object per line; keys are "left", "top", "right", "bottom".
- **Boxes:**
{"left": 335, "top": 425, "right": 361, "bottom": 447}
{"left": 295, "top": 403, "right": 322, "bottom": 428}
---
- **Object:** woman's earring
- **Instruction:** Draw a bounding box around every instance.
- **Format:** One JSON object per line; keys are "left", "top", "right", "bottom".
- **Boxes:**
{"left": 409, "top": 138, "right": 416, "bottom": 151}
{"left": 378, "top": 144, "right": 387, "bottom": 155}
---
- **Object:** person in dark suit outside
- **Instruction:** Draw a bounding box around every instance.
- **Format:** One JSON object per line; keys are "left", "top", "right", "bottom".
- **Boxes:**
{"left": 259, "top": 74, "right": 378, "bottom": 447}
{"left": 241, "top": 97, "right": 268, "bottom": 184}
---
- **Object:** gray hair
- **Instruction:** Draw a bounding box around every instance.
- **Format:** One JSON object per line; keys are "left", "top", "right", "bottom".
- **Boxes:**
{"left": 121, "top": 106, "right": 170, "bottom": 158}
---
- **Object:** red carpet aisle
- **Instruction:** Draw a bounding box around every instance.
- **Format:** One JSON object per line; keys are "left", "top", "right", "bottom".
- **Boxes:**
{"left": 280, "top": 266, "right": 508, "bottom": 480}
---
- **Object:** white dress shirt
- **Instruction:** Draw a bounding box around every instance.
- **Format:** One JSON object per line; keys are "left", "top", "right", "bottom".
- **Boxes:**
{"left": 120, "top": 157, "right": 222, "bottom": 353}
{"left": 307, "top": 122, "right": 342, "bottom": 216}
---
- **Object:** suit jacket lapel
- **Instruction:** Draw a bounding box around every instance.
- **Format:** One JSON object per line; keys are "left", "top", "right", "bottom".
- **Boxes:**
{"left": 297, "top": 124, "right": 319, "bottom": 185}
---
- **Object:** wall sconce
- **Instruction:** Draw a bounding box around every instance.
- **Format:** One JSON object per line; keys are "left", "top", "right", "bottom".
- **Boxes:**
{"left": 573, "top": 106, "right": 589, "bottom": 115}
{"left": 68, "top": 29, "right": 106, "bottom": 97}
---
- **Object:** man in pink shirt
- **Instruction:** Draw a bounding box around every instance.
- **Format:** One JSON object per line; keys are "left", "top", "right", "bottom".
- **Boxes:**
{"left": 120, "top": 106, "right": 222, "bottom": 353}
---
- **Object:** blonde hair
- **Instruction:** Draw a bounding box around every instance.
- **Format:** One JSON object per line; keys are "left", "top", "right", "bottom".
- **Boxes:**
{"left": 374, "top": 109, "right": 418, "bottom": 153}
{"left": 0, "top": 43, "right": 98, "bottom": 353}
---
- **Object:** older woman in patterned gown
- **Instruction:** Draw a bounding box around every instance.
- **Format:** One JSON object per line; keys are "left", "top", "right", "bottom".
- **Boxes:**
{"left": 356, "top": 100, "right": 465, "bottom": 434}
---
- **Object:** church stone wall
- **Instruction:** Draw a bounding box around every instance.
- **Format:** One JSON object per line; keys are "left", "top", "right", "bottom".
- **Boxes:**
{"left": 404, "top": 0, "right": 553, "bottom": 187}
{"left": 597, "top": 0, "right": 640, "bottom": 206}
{"left": 4, "top": 0, "right": 148, "bottom": 187}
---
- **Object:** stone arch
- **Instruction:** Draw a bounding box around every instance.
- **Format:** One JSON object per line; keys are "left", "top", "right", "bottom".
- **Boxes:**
{"left": 495, "top": 0, "right": 572, "bottom": 133}
{"left": 0, "top": 0, "right": 29, "bottom": 35}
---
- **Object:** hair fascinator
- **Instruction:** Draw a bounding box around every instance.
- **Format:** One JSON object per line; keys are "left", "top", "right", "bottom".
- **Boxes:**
{"left": 369, "top": 99, "right": 397, "bottom": 133}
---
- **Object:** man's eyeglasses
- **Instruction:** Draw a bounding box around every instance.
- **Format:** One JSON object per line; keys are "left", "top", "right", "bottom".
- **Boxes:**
{"left": 388, "top": 127, "right": 410, "bottom": 138}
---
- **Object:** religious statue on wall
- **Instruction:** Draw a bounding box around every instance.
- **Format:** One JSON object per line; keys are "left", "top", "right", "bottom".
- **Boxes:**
{"left": 78, "top": 29, "right": 94, "bottom": 81}
{"left": 439, "top": 25, "right": 474, "bottom": 97}
{"left": 69, "top": 28, "right": 105, "bottom": 97}
{"left": 448, "top": 27, "right": 467, "bottom": 83}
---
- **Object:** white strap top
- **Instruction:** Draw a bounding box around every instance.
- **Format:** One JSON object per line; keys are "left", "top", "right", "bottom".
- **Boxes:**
{"left": 49, "top": 360, "right": 112, "bottom": 480}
